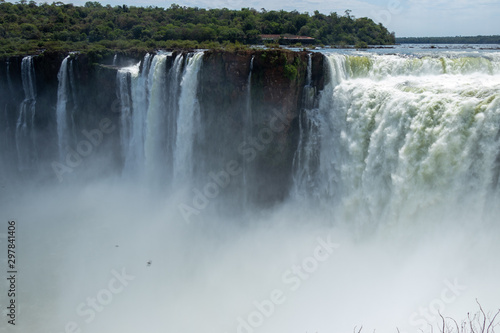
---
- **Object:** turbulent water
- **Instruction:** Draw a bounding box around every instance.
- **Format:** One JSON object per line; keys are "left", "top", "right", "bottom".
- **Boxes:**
{"left": 1, "top": 47, "right": 500, "bottom": 333}
{"left": 294, "top": 52, "right": 500, "bottom": 230}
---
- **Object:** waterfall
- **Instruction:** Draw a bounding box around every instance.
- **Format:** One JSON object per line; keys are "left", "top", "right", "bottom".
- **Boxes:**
{"left": 56, "top": 55, "right": 71, "bottom": 161}
{"left": 1, "top": 60, "right": 14, "bottom": 178}
{"left": 306, "top": 53, "right": 312, "bottom": 86}
{"left": 6, "top": 60, "right": 14, "bottom": 93}
{"left": 4, "top": 60, "right": 13, "bottom": 132}
{"left": 15, "top": 56, "right": 37, "bottom": 170}
{"left": 5, "top": 49, "right": 500, "bottom": 333}
{"left": 126, "top": 53, "right": 153, "bottom": 175}
{"left": 242, "top": 55, "right": 255, "bottom": 204}
{"left": 246, "top": 55, "right": 255, "bottom": 116}
{"left": 112, "top": 54, "right": 118, "bottom": 66}
{"left": 144, "top": 52, "right": 169, "bottom": 183}
{"left": 68, "top": 60, "right": 78, "bottom": 144}
{"left": 293, "top": 53, "right": 327, "bottom": 199}
{"left": 116, "top": 64, "right": 137, "bottom": 165}
{"left": 56, "top": 55, "right": 79, "bottom": 162}
{"left": 117, "top": 52, "right": 187, "bottom": 185}
{"left": 116, "top": 53, "right": 154, "bottom": 177}
{"left": 292, "top": 108, "right": 323, "bottom": 198}
{"left": 174, "top": 52, "right": 204, "bottom": 186}
{"left": 164, "top": 53, "right": 185, "bottom": 183}
{"left": 318, "top": 53, "right": 500, "bottom": 80}
{"left": 303, "top": 53, "right": 315, "bottom": 109}
{"left": 293, "top": 52, "right": 500, "bottom": 227}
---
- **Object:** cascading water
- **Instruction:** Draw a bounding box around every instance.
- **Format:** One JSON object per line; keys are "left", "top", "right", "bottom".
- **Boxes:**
{"left": 3, "top": 48, "right": 500, "bottom": 333}
{"left": 164, "top": 53, "right": 185, "bottom": 181}
{"left": 242, "top": 55, "right": 255, "bottom": 205}
{"left": 125, "top": 53, "right": 152, "bottom": 176}
{"left": 246, "top": 55, "right": 255, "bottom": 122}
{"left": 117, "top": 51, "right": 202, "bottom": 188}
{"left": 68, "top": 59, "right": 78, "bottom": 144}
{"left": 293, "top": 53, "right": 325, "bottom": 198}
{"left": 294, "top": 52, "right": 500, "bottom": 229}
{"left": 6, "top": 59, "right": 14, "bottom": 93}
{"left": 3, "top": 60, "right": 14, "bottom": 137}
{"left": 306, "top": 53, "right": 312, "bottom": 86}
{"left": 116, "top": 64, "right": 137, "bottom": 165}
{"left": 55, "top": 55, "right": 74, "bottom": 161}
{"left": 144, "top": 52, "right": 170, "bottom": 184}
{"left": 117, "top": 53, "right": 163, "bottom": 178}
{"left": 15, "top": 55, "right": 37, "bottom": 170}
{"left": 174, "top": 52, "right": 204, "bottom": 186}
{"left": 1, "top": 61, "right": 13, "bottom": 179}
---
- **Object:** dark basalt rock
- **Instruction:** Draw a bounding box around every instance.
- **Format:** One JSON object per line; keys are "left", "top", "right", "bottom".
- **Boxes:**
{"left": 0, "top": 49, "right": 325, "bottom": 207}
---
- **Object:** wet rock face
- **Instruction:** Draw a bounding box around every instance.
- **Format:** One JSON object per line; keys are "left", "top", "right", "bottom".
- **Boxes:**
{"left": 0, "top": 52, "right": 120, "bottom": 176}
{"left": 310, "top": 52, "right": 325, "bottom": 91}
{"left": 249, "top": 50, "right": 307, "bottom": 205}
{"left": 0, "top": 49, "right": 324, "bottom": 207}
{"left": 199, "top": 49, "right": 320, "bottom": 205}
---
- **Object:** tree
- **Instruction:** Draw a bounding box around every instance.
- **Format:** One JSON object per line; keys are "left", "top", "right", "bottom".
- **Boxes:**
{"left": 84, "top": 1, "right": 101, "bottom": 8}
{"left": 0, "top": 2, "right": 397, "bottom": 56}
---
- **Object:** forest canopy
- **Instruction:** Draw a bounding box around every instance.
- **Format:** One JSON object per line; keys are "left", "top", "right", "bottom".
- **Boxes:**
{"left": 0, "top": 1, "right": 396, "bottom": 56}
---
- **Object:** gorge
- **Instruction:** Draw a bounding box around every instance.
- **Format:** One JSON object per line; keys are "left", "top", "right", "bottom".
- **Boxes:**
{"left": 1, "top": 48, "right": 500, "bottom": 333}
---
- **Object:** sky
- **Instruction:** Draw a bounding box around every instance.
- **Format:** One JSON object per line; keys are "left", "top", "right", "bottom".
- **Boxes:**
{"left": 54, "top": 0, "right": 500, "bottom": 37}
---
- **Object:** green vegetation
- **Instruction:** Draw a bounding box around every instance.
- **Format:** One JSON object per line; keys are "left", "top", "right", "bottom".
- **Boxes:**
{"left": 396, "top": 35, "right": 500, "bottom": 44}
{"left": 0, "top": 1, "right": 395, "bottom": 56}
{"left": 283, "top": 55, "right": 303, "bottom": 80}
{"left": 283, "top": 62, "right": 297, "bottom": 80}
{"left": 355, "top": 41, "right": 368, "bottom": 49}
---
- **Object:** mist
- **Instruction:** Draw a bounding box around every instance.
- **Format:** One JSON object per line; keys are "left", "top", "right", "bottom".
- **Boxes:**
{"left": 1, "top": 48, "right": 500, "bottom": 333}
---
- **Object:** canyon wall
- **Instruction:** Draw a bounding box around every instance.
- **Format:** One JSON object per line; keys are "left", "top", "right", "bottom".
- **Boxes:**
{"left": 0, "top": 50, "right": 324, "bottom": 206}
